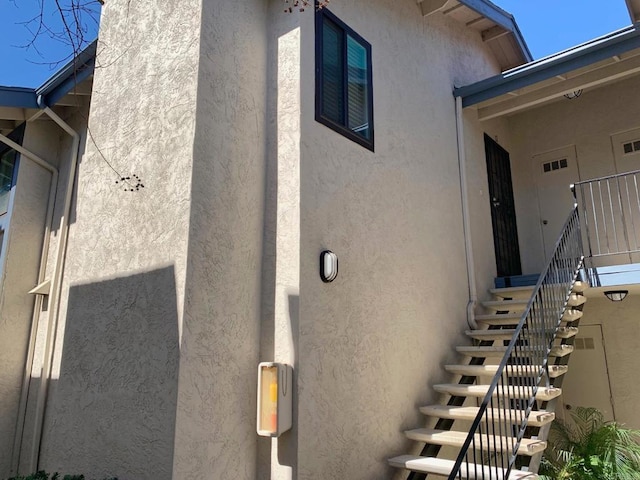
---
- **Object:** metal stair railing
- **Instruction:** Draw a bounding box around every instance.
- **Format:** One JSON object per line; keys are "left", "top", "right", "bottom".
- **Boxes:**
{"left": 448, "top": 206, "right": 584, "bottom": 480}
{"left": 572, "top": 169, "right": 640, "bottom": 267}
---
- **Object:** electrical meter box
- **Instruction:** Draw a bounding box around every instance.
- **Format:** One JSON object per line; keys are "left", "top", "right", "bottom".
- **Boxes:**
{"left": 257, "top": 362, "right": 293, "bottom": 437}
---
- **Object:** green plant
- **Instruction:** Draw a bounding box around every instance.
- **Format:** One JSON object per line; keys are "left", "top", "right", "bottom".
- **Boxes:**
{"left": 539, "top": 407, "right": 640, "bottom": 480}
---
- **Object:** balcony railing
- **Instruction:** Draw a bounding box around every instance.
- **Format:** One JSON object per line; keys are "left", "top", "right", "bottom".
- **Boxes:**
{"left": 573, "top": 169, "right": 640, "bottom": 267}
{"left": 448, "top": 207, "right": 584, "bottom": 480}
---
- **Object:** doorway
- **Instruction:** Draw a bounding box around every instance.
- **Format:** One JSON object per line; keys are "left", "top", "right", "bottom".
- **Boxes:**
{"left": 484, "top": 134, "right": 522, "bottom": 277}
{"left": 533, "top": 146, "right": 579, "bottom": 260}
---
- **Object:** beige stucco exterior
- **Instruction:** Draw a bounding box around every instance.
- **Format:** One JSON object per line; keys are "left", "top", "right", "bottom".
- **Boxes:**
{"left": 5, "top": 1, "right": 640, "bottom": 479}
{"left": 575, "top": 294, "right": 640, "bottom": 429}
{"left": 13, "top": 0, "right": 507, "bottom": 478}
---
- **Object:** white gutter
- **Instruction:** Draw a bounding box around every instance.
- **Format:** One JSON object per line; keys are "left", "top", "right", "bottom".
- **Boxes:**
{"left": 0, "top": 133, "right": 59, "bottom": 474}
{"left": 27, "top": 104, "right": 81, "bottom": 471}
{"left": 455, "top": 95, "right": 478, "bottom": 329}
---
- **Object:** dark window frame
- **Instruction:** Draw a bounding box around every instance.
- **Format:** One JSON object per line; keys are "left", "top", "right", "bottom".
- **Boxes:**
{"left": 315, "top": 7, "right": 374, "bottom": 151}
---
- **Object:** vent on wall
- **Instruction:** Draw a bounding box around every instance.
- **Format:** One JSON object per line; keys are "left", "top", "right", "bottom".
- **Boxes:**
{"left": 574, "top": 337, "right": 595, "bottom": 350}
{"left": 623, "top": 140, "right": 640, "bottom": 154}
{"left": 542, "top": 158, "right": 568, "bottom": 173}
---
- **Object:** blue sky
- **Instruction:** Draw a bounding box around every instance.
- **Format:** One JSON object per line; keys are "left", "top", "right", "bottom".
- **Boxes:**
{"left": 494, "top": 0, "right": 632, "bottom": 59}
{"left": 0, "top": 0, "right": 634, "bottom": 87}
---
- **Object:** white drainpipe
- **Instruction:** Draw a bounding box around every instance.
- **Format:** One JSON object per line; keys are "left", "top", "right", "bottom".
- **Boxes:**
{"left": 0, "top": 133, "right": 59, "bottom": 474}
{"left": 27, "top": 103, "right": 81, "bottom": 471}
{"left": 455, "top": 95, "right": 478, "bottom": 329}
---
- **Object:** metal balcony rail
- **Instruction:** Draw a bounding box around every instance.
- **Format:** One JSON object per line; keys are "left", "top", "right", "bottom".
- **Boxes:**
{"left": 449, "top": 207, "right": 584, "bottom": 480}
{"left": 573, "top": 169, "right": 640, "bottom": 266}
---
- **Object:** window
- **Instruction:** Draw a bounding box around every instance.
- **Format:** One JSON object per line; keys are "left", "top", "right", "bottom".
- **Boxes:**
{"left": 0, "top": 149, "right": 17, "bottom": 216}
{"left": 622, "top": 139, "right": 640, "bottom": 155}
{"left": 316, "top": 8, "right": 374, "bottom": 151}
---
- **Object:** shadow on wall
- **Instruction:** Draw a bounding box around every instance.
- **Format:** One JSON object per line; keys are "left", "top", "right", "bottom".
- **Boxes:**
{"left": 36, "top": 266, "right": 180, "bottom": 480}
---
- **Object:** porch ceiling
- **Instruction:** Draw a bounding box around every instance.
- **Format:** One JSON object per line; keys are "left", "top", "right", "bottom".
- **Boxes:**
{"left": 454, "top": 25, "right": 640, "bottom": 120}
{"left": 417, "top": 0, "right": 532, "bottom": 71}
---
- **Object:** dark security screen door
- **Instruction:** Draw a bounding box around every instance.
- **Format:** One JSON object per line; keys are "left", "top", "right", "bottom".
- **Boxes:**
{"left": 484, "top": 134, "right": 522, "bottom": 277}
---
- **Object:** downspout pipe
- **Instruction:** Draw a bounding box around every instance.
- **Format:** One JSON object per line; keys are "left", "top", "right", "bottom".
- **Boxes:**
{"left": 455, "top": 94, "right": 478, "bottom": 330}
{"left": 28, "top": 101, "right": 81, "bottom": 471}
{"left": 0, "top": 133, "right": 59, "bottom": 474}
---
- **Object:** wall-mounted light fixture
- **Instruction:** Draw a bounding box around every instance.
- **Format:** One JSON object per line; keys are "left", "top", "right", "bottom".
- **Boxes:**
{"left": 257, "top": 362, "right": 293, "bottom": 437}
{"left": 320, "top": 250, "right": 338, "bottom": 282}
{"left": 604, "top": 290, "right": 628, "bottom": 302}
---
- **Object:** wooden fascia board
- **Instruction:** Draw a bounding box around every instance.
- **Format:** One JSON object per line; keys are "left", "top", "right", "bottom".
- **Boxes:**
{"left": 477, "top": 53, "right": 640, "bottom": 120}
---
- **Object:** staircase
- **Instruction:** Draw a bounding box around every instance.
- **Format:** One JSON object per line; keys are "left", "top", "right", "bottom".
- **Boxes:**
{"left": 389, "top": 207, "right": 586, "bottom": 479}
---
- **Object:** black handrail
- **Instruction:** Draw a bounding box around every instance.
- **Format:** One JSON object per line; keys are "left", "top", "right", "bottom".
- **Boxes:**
{"left": 448, "top": 206, "right": 584, "bottom": 479}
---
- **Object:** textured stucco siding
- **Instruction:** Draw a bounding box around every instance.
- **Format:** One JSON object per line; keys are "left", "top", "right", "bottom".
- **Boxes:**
{"left": 32, "top": 0, "right": 201, "bottom": 477}
{"left": 291, "top": 1, "right": 504, "bottom": 478}
{"left": 578, "top": 295, "right": 640, "bottom": 429}
{"left": 0, "top": 122, "right": 54, "bottom": 479}
{"left": 508, "top": 75, "right": 640, "bottom": 272}
{"left": 172, "top": 0, "right": 267, "bottom": 479}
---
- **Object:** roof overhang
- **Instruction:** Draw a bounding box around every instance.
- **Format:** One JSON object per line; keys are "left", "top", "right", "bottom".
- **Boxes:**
{"left": 418, "top": 0, "right": 532, "bottom": 71}
{"left": 0, "top": 40, "right": 96, "bottom": 135}
{"left": 626, "top": 0, "right": 640, "bottom": 22}
{"left": 454, "top": 25, "right": 640, "bottom": 120}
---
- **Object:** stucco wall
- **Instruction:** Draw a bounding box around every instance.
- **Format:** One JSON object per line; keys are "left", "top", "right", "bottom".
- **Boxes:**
{"left": 508, "top": 75, "right": 640, "bottom": 272}
{"left": 30, "top": 0, "right": 201, "bottom": 476}
{"left": 574, "top": 294, "right": 640, "bottom": 429}
{"left": 172, "top": 0, "right": 267, "bottom": 479}
{"left": 290, "top": 1, "right": 505, "bottom": 478}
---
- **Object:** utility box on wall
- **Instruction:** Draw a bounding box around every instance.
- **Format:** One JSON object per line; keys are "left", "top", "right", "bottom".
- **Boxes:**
{"left": 257, "top": 362, "right": 293, "bottom": 437}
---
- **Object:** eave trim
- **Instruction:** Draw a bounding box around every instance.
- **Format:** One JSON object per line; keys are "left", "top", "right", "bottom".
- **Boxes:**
{"left": 455, "top": 24, "right": 640, "bottom": 107}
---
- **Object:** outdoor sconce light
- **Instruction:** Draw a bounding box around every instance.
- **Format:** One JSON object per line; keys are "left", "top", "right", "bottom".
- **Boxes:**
{"left": 320, "top": 250, "right": 338, "bottom": 282}
{"left": 604, "top": 290, "right": 628, "bottom": 302}
{"left": 257, "top": 362, "right": 292, "bottom": 437}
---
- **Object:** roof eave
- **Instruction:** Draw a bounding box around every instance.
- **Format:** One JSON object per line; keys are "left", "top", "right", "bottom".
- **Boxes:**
{"left": 35, "top": 39, "right": 97, "bottom": 107}
{"left": 626, "top": 0, "right": 640, "bottom": 22}
{"left": 0, "top": 87, "right": 38, "bottom": 109}
{"left": 458, "top": 0, "right": 533, "bottom": 63}
{"left": 454, "top": 24, "right": 640, "bottom": 107}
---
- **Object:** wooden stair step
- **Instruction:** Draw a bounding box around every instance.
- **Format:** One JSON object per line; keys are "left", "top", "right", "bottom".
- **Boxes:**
{"left": 457, "top": 344, "right": 574, "bottom": 358}
{"left": 475, "top": 308, "right": 583, "bottom": 326}
{"left": 489, "top": 281, "right": 588, "bottom": 299}
{"left": 490, "top": 286, "right": 535, "bottom": 300}
{"left": 567, "top": 293, "right": 587, "bottom": 307}
{"left": 404, "top": 428, "right": 547, "bottom": 456}
{"left": 562, "top": 309, "right": 583, "bottom": 322}
{"left": 419, "top": 404, "right": 555, "bottom": 427}
{"left": 444, "top": 363, "right": 568, "bottom": 378}
{"left": 434, "top": 383, "right": 562, "bottom": 401}
{"left": 572, "top": 281, "right": 589, "bottom": 293}
{"left": 466, "top": 326, "right": 578, "bottom": 341}
{"left": 474, "top": 313, "right": 523, "bottom": 325}
{"left": 482, "top": 299, "right": 529, "bottom": 312}
{"left": 556, "top": 326, "right": 579, "bottom": 338}
{"left": 388, "top": 456, "right": 538, "bottom": 478}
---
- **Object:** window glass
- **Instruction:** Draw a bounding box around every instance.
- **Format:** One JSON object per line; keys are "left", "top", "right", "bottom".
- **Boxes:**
{"left": 316, "top": 9, "right": 373, "bottom": 150}
{"left": 0, "top": 150, "right": 16, "bottom": 216}
{"left": 322, "top": 17, "right": 344, "bottom": 125}
{"left": 346, "top": 35, "right": 369, "bottom": 139}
